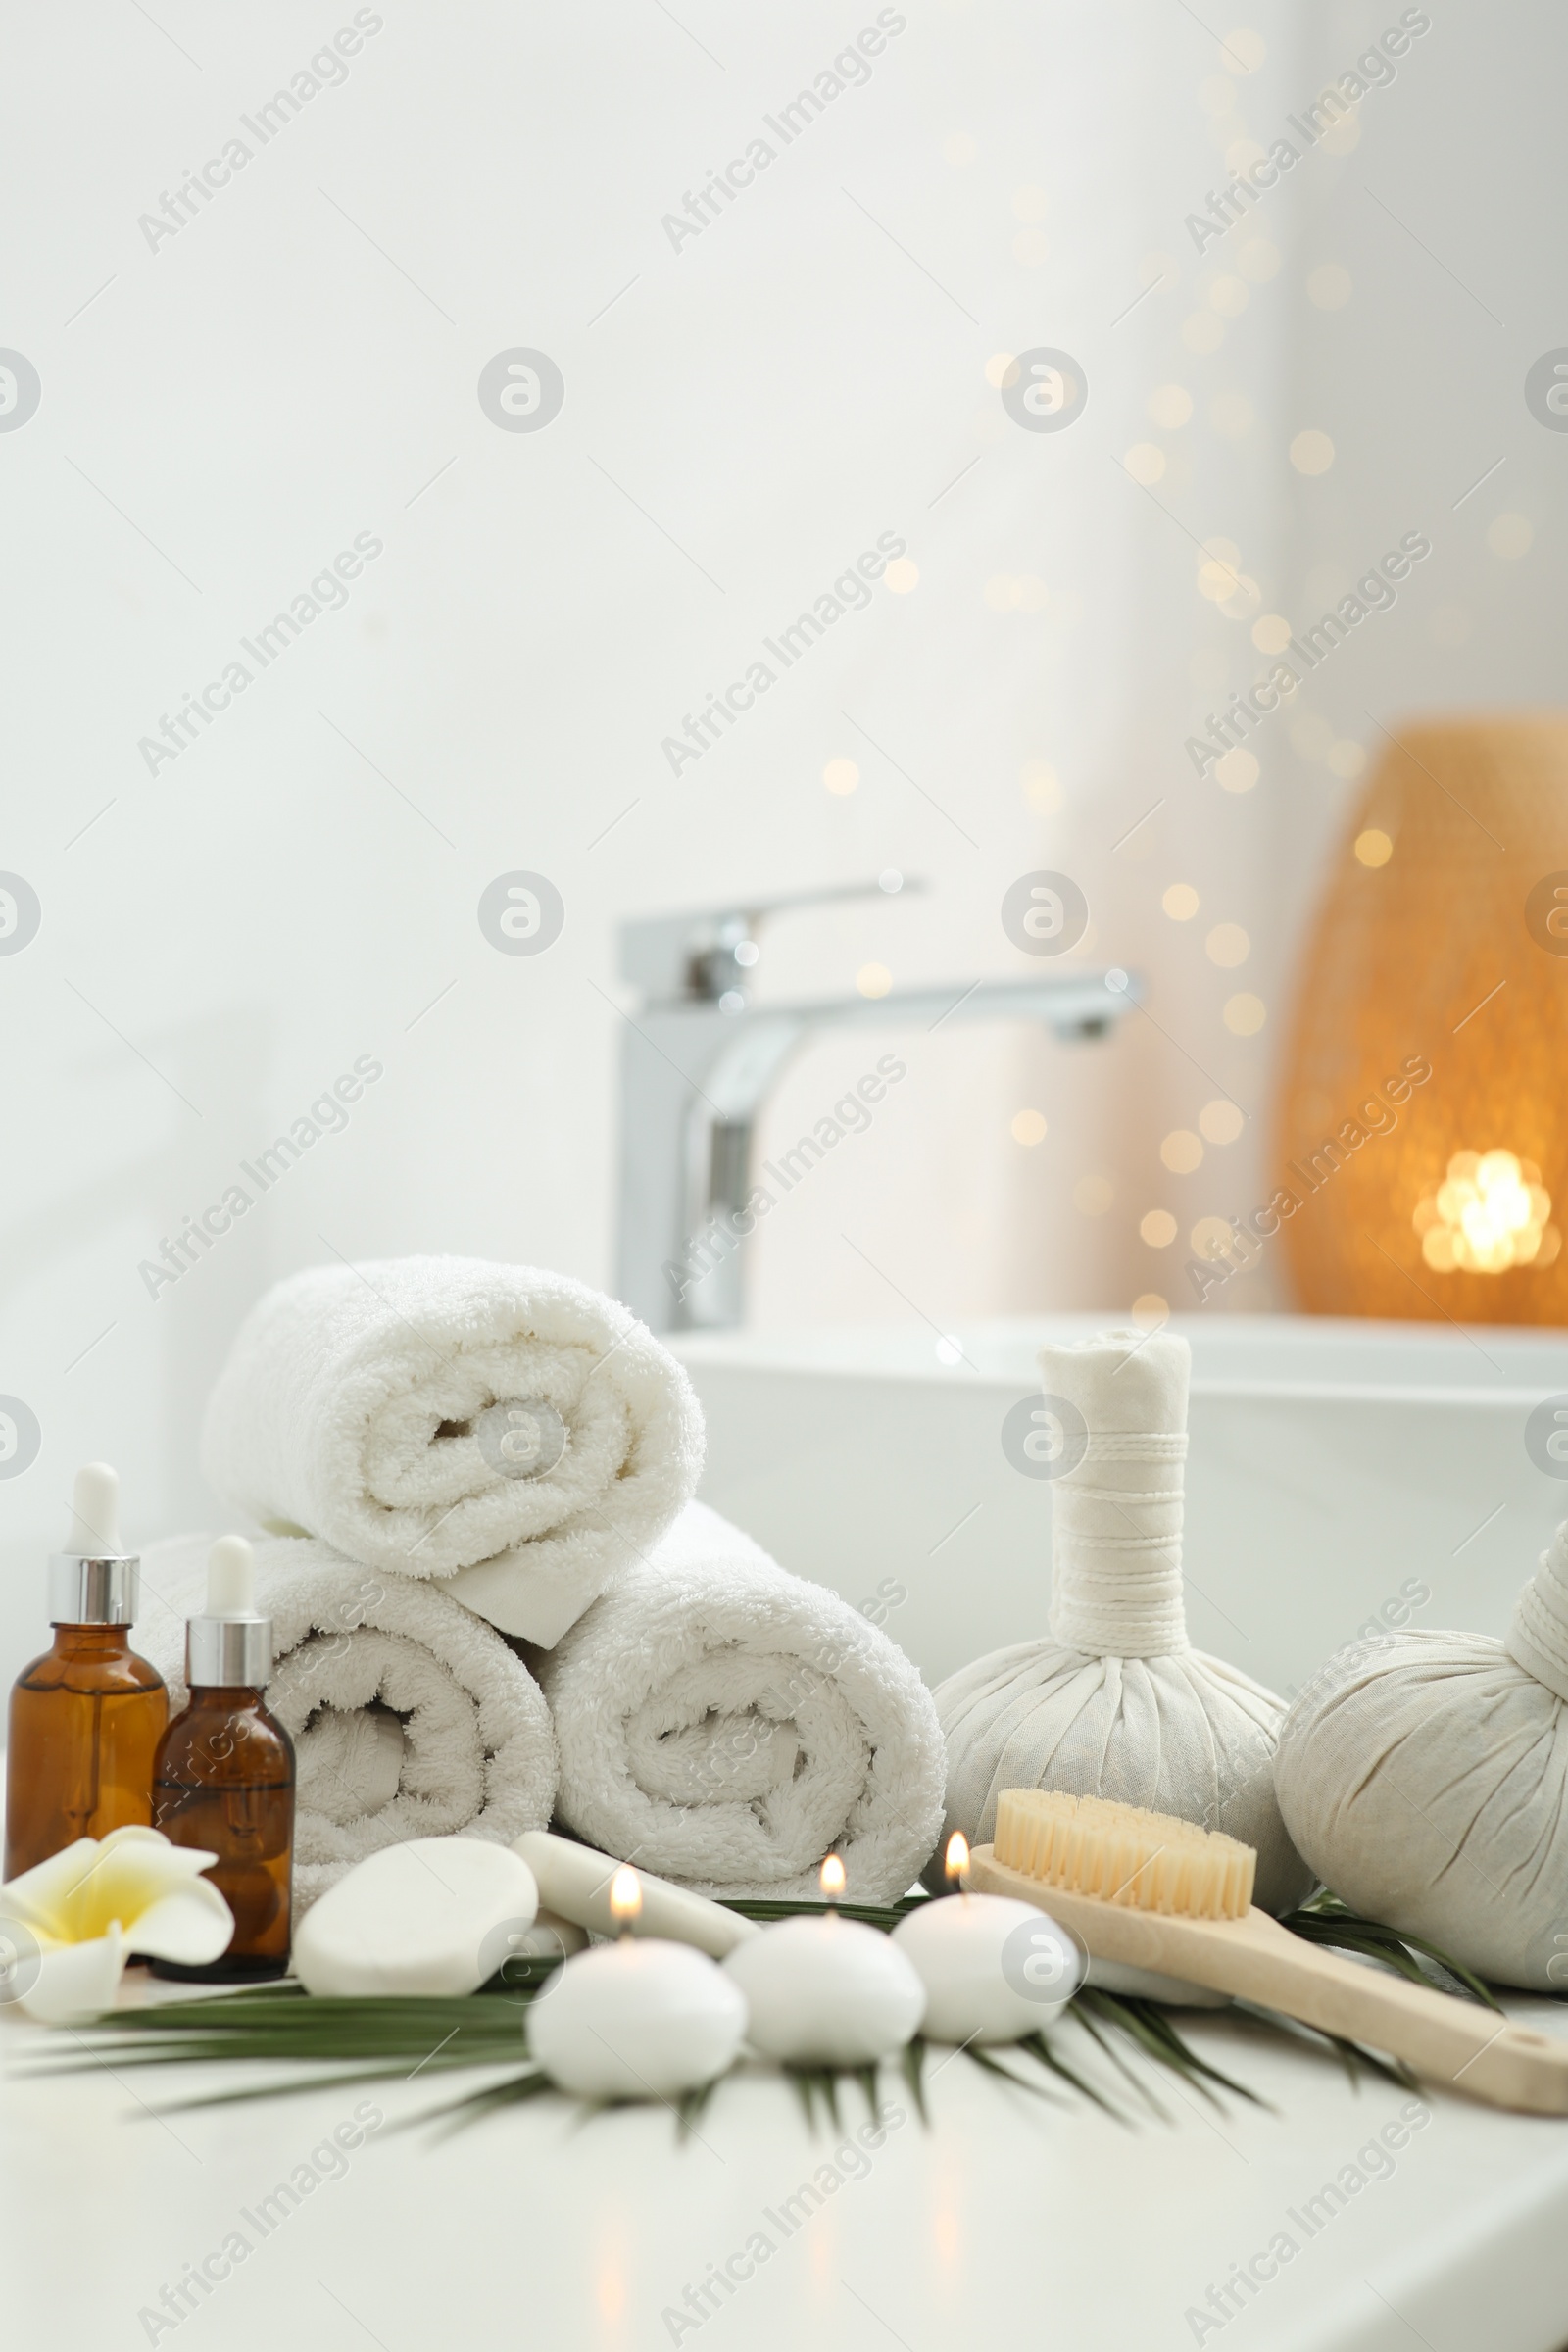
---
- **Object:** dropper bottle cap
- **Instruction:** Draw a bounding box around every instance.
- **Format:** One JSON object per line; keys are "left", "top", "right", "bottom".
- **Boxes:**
{"left": 186, "top": 1535, "right": 273, "bottom": 1688}
{"left": 48, "top": 1464, "right": 140, "bottom": 1626}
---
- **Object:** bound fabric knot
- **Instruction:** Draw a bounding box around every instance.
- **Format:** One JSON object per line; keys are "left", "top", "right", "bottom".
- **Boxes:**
{"left": 1506, "top": 1519, "right": 1568, "bottom": 1703}
{"left": 1041, "top": 1332, "right": 1192, "bottom": 1658}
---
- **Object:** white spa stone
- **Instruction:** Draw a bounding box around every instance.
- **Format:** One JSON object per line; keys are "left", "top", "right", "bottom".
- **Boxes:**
{"left": 891, "top": 1892, "right": 1080, "bottom": 2044}
{"left": 527, "top": 1937, "right": 749, "bottom": 2099}
{"left": 723, "top": 1914, "right": 926, "bottom": 2066}
{"left": 292, "top": 1837, "right": 539, "bottom": 1998}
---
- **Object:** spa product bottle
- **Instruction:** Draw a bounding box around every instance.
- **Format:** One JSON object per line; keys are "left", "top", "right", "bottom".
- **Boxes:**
{"left": 151, "top": 1536, "right": 295, "bottom": 1980}
{"left": 4, "top": 1465, "right": 168, "bottom": 1880}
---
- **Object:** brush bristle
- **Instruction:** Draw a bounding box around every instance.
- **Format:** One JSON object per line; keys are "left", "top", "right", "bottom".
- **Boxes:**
{"left": 993, "top": 1789, "right": 1255, "bottom": 1921}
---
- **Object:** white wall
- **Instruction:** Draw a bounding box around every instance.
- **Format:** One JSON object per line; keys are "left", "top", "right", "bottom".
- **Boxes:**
{"left": 1, "top": 0, "right": 1560, "bottom": 1683}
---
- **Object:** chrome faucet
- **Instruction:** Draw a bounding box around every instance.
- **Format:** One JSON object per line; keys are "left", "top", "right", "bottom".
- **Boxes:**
{"left": 614, "top": 879, "right": 1141, "bottom": 1332}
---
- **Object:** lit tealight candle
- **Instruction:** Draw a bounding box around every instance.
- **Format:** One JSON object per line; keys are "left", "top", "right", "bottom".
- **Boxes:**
{"left": 722, "top": 1855, "right": 926, "bottom": 2067}
{"left": 890, "top": 1832, "right": 1083, "bottom": 2044}
{"left": 526, "top": 1867, "right": 749, "bottom": 2101}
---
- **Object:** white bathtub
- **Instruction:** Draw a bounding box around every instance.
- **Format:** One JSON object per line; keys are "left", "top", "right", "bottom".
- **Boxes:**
{"left": 673, "top": 1313, "right": 1568, "bottom": 1699}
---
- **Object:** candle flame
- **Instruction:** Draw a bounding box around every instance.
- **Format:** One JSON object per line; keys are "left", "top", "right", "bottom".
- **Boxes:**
{"left": 945, "top": 1831, "right": 970, "bottom": 1885}
{"left": 819, "top": 1853, "right": 846, "bottom": 1902}
{"left": 609, "top": 1866, "right": 642, "bottom": 1929}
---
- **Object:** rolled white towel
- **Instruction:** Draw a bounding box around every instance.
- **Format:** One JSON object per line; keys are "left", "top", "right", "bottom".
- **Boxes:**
{"left": 201, "top": 1255, "right": 705, "bottom": 1644}
{"left": 532, "top": 1503, "right": 945, "bottom": 1904}
{"left": 142, "top": 1534, "right": 558, "bottom": 1910}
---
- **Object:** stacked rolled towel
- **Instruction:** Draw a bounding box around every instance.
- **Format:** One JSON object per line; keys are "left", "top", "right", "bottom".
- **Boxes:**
{"left": 532, "top": 1503, "right": 946, "bottom": 1904}
{"left": 201, "top": 1255, "right": 704, "bottom": 1644}
{"left": 143, "top": 1533, "right": 558, "bottom": 1909}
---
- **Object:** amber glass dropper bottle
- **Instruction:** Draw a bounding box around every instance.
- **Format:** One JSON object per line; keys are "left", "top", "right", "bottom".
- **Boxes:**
{"left": 5, "top": 1464, "right": 169, "bottom": 1881}
{"left": 151, "top": 1536, "right": 295, "bottom": 1980}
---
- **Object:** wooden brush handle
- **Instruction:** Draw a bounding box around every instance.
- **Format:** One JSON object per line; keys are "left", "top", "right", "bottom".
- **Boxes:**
{"left": 971, "top": 1845, "right": 1568, "bottom": 2116}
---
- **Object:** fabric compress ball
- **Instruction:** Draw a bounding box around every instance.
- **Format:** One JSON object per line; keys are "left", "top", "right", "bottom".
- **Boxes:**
{"left": 933, "top": 1330, "right": 1312, "bottom": 1916}
{"left": 1274, "top": 1519, "right": 1568, "bottom": 1990}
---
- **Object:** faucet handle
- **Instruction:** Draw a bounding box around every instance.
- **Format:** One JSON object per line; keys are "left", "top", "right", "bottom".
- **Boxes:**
{"left": 620, "top": 874, "right": 922, "bottom": 1005}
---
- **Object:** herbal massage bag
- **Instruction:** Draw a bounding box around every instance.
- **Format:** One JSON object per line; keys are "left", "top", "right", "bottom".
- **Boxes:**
{"left": 933, "top": 1330, "right": 1312, "bottom": 1915}
{"left": 1274, "top": 1520, "right": 1568, "bottom": 1990}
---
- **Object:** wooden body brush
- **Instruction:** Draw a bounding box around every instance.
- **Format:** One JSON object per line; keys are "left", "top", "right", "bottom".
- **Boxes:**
{"left": 970, "top": 1790, "right": 1568, "bottom": 2117}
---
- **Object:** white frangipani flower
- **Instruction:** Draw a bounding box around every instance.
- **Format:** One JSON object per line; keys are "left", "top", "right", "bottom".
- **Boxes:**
{"left": 0, "top": 1826, "right": 233, "bottom": 2023}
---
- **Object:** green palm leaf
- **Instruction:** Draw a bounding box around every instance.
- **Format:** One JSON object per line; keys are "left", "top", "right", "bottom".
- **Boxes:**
{"left": 1280, "top": 1891, "right": 1500, "bottom": 2010}
{"left": 721, "top": 1896, "right": 921, "bottom": 1932}
{"left": 24, "top": 1886, "right": 1498, "bottom": 2137}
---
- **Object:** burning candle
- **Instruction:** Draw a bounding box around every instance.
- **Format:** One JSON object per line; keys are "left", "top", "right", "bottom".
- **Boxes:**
{"left": 525, "top": 1867, "right": 749, "bottom": 2101}
{"left": 722, "top": 1855, "right": 926, "bottom": 2067}
{"left": 891, "top": 1832, "right": 1082, "bottom": 2044}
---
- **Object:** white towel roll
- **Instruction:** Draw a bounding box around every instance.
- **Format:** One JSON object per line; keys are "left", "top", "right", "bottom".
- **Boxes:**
{"left": 531, "top": 1504, "right": 946, "bottom": 1904}
{"left": 200, "top": 1255, "right": 705, "bottom": 1645}
{"left": 142, "top": 1535, "right": 558, "bottom": 1910}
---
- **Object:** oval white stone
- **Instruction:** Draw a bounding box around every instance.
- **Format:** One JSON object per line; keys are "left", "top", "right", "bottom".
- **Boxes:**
{"left": 528, "top": 1938, "right": 749, "bottom": 2099}
{"left": 723, "top": 1916, "right": 925, "bottom": 2065}
{"left": 293, "top": 1838, "right": 539, "bottom": 1998}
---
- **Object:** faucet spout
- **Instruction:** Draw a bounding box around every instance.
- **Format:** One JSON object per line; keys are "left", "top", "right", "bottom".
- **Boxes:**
{"left": 614, "top": 910, "right": 1143, "bottom": 1334}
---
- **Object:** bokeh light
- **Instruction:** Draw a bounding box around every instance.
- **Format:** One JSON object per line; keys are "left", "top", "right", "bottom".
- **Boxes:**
{"left": 1307, "top": 263, "right": 1352, "bottom": 309}
{"left": 1414, "top": 1152, "right": 1559, "bottom": 1275}
{"left": 1148, "top": 383, "right": 1194, "bottom": 428}
{"left": 1206, "top": 922, "right": 1250, "bottom": 967}
{"left": 1160, "top": 1129, "right": 1204, "bottom": 1174}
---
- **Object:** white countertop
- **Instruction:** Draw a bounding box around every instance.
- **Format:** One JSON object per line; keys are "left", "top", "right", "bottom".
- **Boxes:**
{"left": 7, "top": 1985, "right": 1568, "bottom": 2352}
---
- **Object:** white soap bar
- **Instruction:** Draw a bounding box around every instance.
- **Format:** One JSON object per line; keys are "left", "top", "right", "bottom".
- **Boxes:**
{"left": 723, "top": 1915, "right": 925, "bottom": 2065}
{"left": 513, "top": 1831, "right": 760, "bottom": 1957}
{"left": 509, "top": 1906, "right": 589, "bottom": 1962}
{"left": 293, "top": 1838, "right": 539, "bottom": 1998}
{"left": 528, "top": 1938, "right": 749, "bottom": 2099}
{"left": 892, "top": 1892, "right": 1080, "bottom": 2044}
{"left": 473, "top": 1905, "right": 589, "bottom": 1972}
